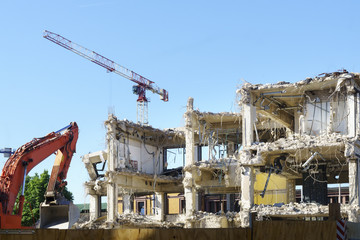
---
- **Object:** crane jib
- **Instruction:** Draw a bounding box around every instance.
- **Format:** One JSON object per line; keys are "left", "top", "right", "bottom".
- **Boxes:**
{"left": 43, "top": 30, "right": 169, "bottom": 125}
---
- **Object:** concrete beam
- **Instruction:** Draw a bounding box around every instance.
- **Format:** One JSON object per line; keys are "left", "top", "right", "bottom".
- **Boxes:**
{"left": 112, "top": 173, "right": 183, "bottom": 193}
{"left": 257, "top": 108, "right": 293, "bottom": 130}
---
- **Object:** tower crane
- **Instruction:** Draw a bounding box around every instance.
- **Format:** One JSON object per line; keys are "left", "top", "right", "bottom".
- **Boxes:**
{"left": 43, "top": 30, "right": 168, "bottom": 125}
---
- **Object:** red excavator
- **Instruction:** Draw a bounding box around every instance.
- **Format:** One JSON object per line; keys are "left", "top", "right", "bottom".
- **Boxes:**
{"left": 0, "top": 122, "right": 79, "bottom": 229}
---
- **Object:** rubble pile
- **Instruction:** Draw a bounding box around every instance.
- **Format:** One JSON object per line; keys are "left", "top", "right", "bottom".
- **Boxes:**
{"left": 253, "top": 202, "right": 328, "bottom": 220}
{"left": 253, "top": 132, "right": 349, "bottom": 153}
{"left": 74, "top": 213, "right": 185, "bottom": 229}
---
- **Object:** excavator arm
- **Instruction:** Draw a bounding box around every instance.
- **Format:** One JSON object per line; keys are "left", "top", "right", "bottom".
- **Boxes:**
{"left": 0, "top": 122, "right": 78, "bottom": 229}
{"left": 45, "top": 125, "right": 78, "bottom": 204}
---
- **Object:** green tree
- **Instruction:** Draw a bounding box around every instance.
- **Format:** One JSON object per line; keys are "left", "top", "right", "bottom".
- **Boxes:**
{"left": 16, "top": 170, "right": 74, "bottom": 226}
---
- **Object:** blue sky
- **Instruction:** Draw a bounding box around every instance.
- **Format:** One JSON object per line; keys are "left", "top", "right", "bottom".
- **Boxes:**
{"left": 0, "top": 1, "right": 360, "bottom": 204}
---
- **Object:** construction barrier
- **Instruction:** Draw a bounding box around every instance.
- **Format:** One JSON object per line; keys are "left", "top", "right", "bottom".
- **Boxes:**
{"left": 0, "top": 221, "right": 337, "bottom": 240}
{"left": 347, "top": 222, "right": 360, "bottom": 240}
{"left": 0, "top": 228, "right": 250, "bottom": 240}
{"left": 253, "top": 221, "right": 336, "bottom": 240}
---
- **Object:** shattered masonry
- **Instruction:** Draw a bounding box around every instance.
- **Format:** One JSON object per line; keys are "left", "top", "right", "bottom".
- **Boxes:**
{"left": 79, "top": 70, "right": 360, "bottom": 229}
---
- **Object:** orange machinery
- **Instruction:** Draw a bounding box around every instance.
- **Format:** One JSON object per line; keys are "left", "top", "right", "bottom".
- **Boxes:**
{"left": 0, "top": 122, "right": 78, "bottom": 229}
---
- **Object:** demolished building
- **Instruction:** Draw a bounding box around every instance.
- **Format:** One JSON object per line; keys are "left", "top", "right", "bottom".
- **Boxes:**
{"left": 81, "top": 70, "right": 360, "bottom": 228}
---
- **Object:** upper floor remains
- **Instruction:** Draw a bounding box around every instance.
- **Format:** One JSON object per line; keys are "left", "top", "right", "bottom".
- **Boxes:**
{"left": 239, "top": 70, "right": 360, "bottom": 139}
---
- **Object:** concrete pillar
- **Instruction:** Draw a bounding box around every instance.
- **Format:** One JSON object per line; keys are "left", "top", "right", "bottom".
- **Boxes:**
{"left": 349, "top": 158, "right": 360, "bottom": 206}
{"left": 106, "top": 115, "right": 119, "bottom": 226}
{"left": 349, "top": 158, "right": 359, "bottom": 206}
{"left": 154, "top": 192, "right": 165, "bottom": 221}
{"left": 183, "top": 97, "right": 198, "bottom": 220}
{"left": 106, "top": 182, "right": 118, "bottom": 223}
{"left": 106, "top": 115, "right": 118, "bottom": 172}
{"left": 242, "top": 95, "right": 255, "bottom": 148}
{"left": 287, "top": 179, "right": 296, "bottom": 203}
{"left": 239, "top": 91, "right": 255, "bottom": 227}
{"left": 348, "top": 158, "right": 360, "bottom": 222}
{"left": 89, "top": 194, "right": 100, "bottom": 221}
{"left": 240, "top": 166, "right": 254, "bottom": 227}
{"left": 184, "top": 186, "right": 195, "bottom": 215}
{"left": 357, "top": 93, "right": 360, "bottom": 135}
{"left": 123, "top": 193, "right": 132, "bottom": 214}
{"left": 347, "top": 94, "right": 356, "bottom": 137}
{"left": 185, "top": 98, "right": 195, "bottom": 167}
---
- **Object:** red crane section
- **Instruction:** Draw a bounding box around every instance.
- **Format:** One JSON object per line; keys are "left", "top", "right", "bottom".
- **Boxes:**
{"left": 43, "top": 30, "right": 168, "bottom": 125}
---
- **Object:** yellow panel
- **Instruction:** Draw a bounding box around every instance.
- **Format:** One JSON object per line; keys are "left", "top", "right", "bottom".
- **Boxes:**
{"left": 146, "top": 196, "right": 152, "bottom": 215}
{"left": 168, "top": 193, "right": 180, "bottom": 214}
{"left": 118, "top": 197, "right": 123, "bottom": 214}
{"left": 254, "top": 172, "right": 288, "bottom": 205}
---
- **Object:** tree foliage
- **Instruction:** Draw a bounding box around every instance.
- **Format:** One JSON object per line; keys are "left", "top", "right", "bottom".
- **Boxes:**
{"left": 16, "top": 170, "right": 74, "bottom": 226}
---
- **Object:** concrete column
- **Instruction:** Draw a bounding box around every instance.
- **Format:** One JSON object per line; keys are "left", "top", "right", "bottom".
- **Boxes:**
{"left": 183, "top": 97, "right": 198, "bottom": 219}
{"left": 185, "top": 98, "right": 195, "bottom": 167}
{"left": 240, "top": 90, "right": 255, "bottom": 227}
{"left": 242, "top": 95, "right": 255, "bottom": 148}
{"left": 154, "top": 192, "right": 165, "bottom": 221}
{"left": 106, "top": 115, "right": 119, "bottom": 227}
{"left": 287, "top": 179, "right": 296, "bottom": 203}
{"left": 89, "top": 194, "right": 100, "bottom": 221}
{"left": 347, "top": 94, "right": 356, "bottom": 137}
{"left": 240, "top": 166, "right": 254, "bottom": 227}
{"left": 349, "top": 158, "right": 359, "bottom": 205}
{"left": 123, "top": 193, "right": 132, "bottom": 214}
{"left": 184, "top": 186, "right": 195, "bottom": 216}
{"left": 357, "top": 93, "right": 360, "bottom": 135}
{"left": 348, "top": 158, "right": 360, "bottom": 222}
{"left": 106, "top": 115, "right": 118, "bottom": 171}
{"left": 106, "top": 182, "right": 118, "bottom": 223}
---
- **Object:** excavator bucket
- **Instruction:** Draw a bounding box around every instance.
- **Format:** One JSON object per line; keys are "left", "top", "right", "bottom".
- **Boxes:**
{"left": 39, "top": 201, "right": 80, "bottom": 229}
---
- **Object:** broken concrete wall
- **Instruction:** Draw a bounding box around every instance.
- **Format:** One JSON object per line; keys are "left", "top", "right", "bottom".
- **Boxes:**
{"left": 116, "top": 137, "right": 163, "bottom": 174}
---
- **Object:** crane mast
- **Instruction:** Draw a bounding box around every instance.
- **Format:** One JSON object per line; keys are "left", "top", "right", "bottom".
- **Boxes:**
{"left": 43, "top": 30, "right": 168, "bottom": 125}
